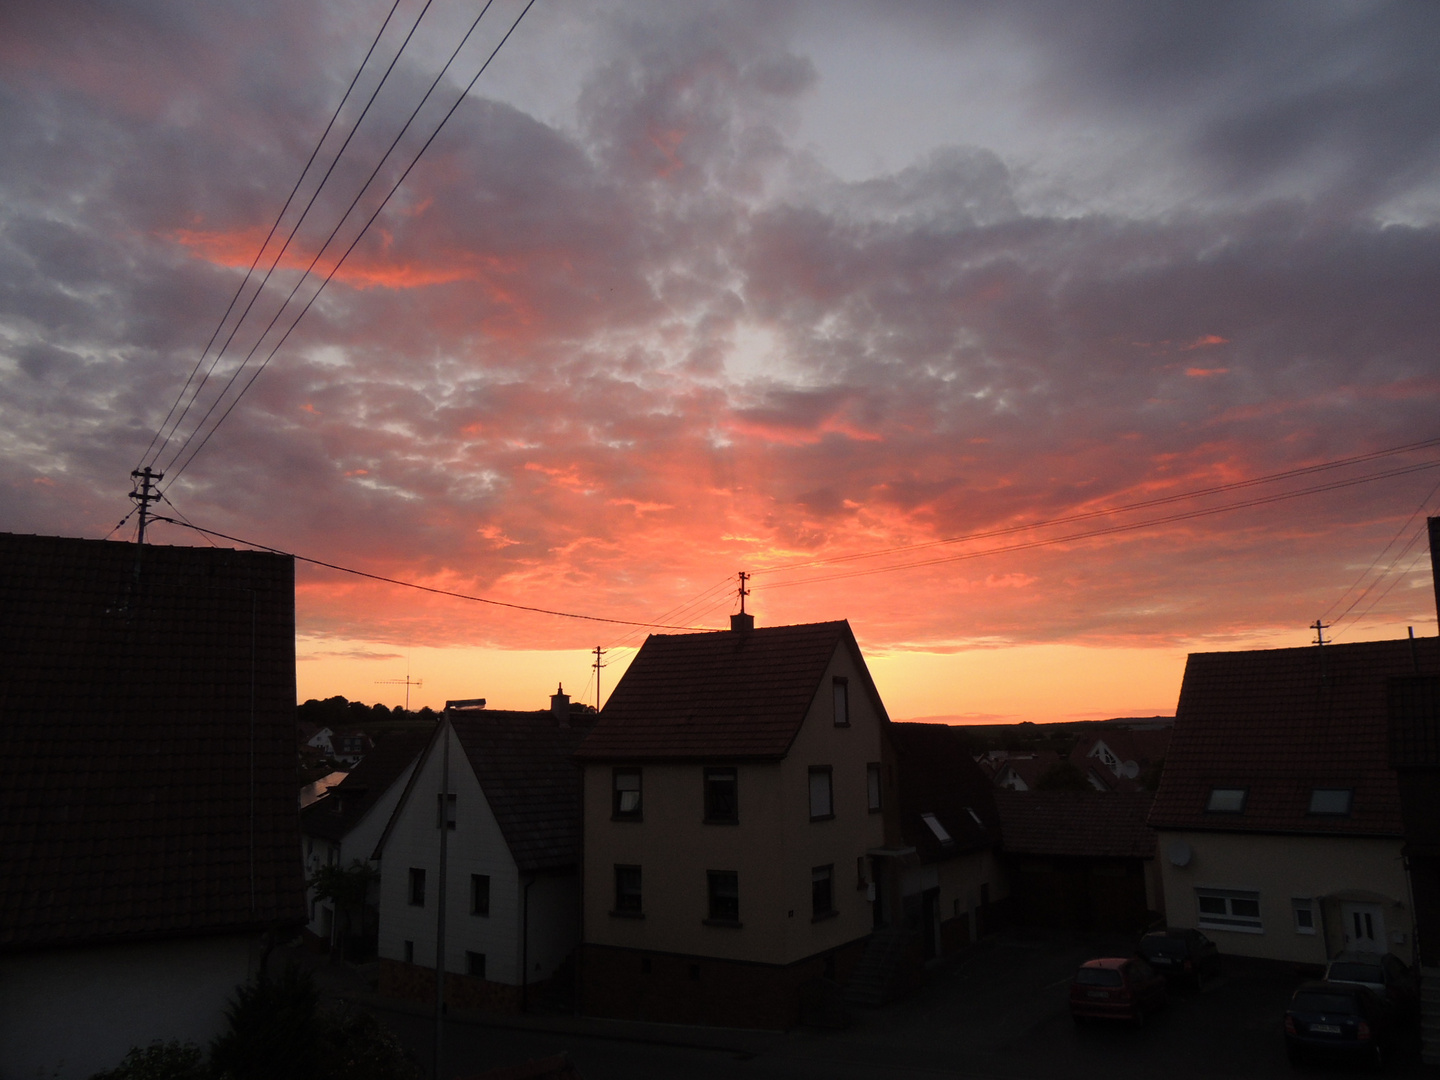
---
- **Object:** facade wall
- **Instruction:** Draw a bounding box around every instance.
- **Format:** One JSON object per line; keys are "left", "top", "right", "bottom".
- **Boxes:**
{"left": 377, "top": 727, "right": 579, "bottom": 990}
{"left": 1157, "top": 830, "right": 1411, "bottom": 964}
{"left": 582, "top": 642, "right": 887, "bottom": 977}
{"left": 0, "top": 933, "right": 254, "bottom": 1080}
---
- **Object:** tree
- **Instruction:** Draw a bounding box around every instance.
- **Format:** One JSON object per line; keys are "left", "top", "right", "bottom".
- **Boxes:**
{"left": 1034, "top": 759, "right": 1092, "bottom": 792}
{"left": 308, "top": 860, "right": 379, "bottom": 962}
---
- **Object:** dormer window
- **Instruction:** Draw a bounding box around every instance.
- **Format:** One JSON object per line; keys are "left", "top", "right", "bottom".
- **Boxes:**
{"left": 1206, "top": 787, "right": 1247, "bottom": 813}
{"left": 1308, "top": 788, "right": 1353, "bottom": 816}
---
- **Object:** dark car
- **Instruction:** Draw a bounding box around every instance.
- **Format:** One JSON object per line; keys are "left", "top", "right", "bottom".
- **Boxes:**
{"left": 1284, "top": 982, "right": 1395, "bottom": 1069}
{"left": 1069, "top": 957, "right": 1168, "bottom": 1026}
{"left": 1324, "top": 951, "right": 1419, "bottom": 1022}
{"left": 1136, "top": 927, "right": 1221, "bottom": 990}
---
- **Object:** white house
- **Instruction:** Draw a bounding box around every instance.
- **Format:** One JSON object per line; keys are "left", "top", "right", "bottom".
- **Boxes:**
{"left": 372, "top": 690, "right": 593, "bottom": 1011}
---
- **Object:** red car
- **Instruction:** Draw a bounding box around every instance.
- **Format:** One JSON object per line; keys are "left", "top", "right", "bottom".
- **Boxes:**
{"left": 1069, "top": 957, "right": 1169, "bottom": 1026}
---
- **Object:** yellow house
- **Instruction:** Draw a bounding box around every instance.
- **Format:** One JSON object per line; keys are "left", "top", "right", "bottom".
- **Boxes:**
{"left": 1150, "top": 637, "right": 1439, "bottom": 966}
{"left": 575, "top": 616, "right": 897, "bottom": 1028}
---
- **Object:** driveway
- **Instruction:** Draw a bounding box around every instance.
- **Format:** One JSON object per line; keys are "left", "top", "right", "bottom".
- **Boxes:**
{"left": 335, "top": 930, "right": 1426, "bottom": 1078}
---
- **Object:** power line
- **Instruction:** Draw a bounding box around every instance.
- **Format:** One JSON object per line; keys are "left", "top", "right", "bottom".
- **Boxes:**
{"left": 754, "top": 457, "right": 1440, "bottom": 592}
{"left": 160, "top": 0, "right": 536, "bottom": 490}
{"left": 140, "top": 0, "right": 414, "bottom": 473}
{"left": 1319, "top": 473, "right": 1440, "bottom": 624}
{"left": 150, "top": 516, "right": 717, "bottom": 632}
{"left": 751, "top": 436, "right": 1440, "bottom": 578}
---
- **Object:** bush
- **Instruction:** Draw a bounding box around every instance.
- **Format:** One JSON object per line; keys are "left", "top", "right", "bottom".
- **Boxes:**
{"left": 88, "top": 1040, "right": 208, "bottom": 1080}
{"left": 209, "top": 963, "right": 322, "bottom": 1080}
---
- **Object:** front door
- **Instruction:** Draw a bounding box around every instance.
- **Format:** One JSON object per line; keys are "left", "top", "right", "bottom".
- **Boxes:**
{"left": 1341, "top": 902, "right": 1385, "bottom": 952}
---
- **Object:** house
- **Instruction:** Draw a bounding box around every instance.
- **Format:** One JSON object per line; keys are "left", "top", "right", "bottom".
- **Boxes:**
{"left": 1149, "top": 636, "right": 1440, "bottom": 965}
{"left": 991, "top": 750, "right": 1064, "bottom": 791}
{"left": 0, "top": 533, "right": 305, "bottom": 1080}
{"left": 301, "top": 728, "right": 431, "bottom": 953}
{"left": 1067, "top": 725, "right": 1171, "bottom": 793}
{"left": 994, "top": 790, "right": 1161, "bottom": 931}
{"left": 574, "top": 616, "right": 897, "bottom": 1029}
{"left": 373, "top": 690, "right": 594, "bottom": 1012}
{"left": 882, "top": 723, "right": 1004, "bottom": 973}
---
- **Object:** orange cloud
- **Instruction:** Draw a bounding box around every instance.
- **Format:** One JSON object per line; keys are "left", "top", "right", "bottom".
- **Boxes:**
{"left": 1185, "top": 367, "right": 1230, "bottom": 378}
{"left": 1180, "top": 334, "right": 1230, "bottom": 351}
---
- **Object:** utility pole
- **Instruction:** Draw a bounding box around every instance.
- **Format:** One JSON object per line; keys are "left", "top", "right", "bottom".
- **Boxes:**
{"left": 129, "top": 467, "right": 162, "bottom": 545}
{"left": 737, "top": 570, "right": 750, "bottom": 614}
{"left": 434, "top": 713, "right": 451, "bottom": 1080}
{"left": 1311, "top": 619, "right": 1330, "bottom": 646}
{"left": 593, "top": 646, "right": 607, "bottom": 711}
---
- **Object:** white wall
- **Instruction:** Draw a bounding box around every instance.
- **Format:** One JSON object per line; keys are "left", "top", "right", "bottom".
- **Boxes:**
{"left": 0, "top": 933, "right": 254, "bottom": 1080}
{"left": 376, "top": 723, "right": 580, "bottom": 985}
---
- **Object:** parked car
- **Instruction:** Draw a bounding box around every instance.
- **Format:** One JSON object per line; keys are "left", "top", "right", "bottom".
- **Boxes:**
{"left": 1323, "top": 951, "right": 1419, "bottom": 1022}
{"left": 1136, "top": 927, "right": 1221, "bottom": 990}
{"left": 1284, "top": 981, "right": 1396, "bottom": 1069}
{"left": 1069, "top": 957, "right": 1168, "bottom": 1026}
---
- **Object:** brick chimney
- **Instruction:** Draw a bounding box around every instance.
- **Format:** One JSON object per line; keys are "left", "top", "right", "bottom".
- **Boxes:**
{"left": 551, "top": 683, "right": 570, "bottom": 727}
{"left": 730, "top": 611, "right": 754, "bottom": 632}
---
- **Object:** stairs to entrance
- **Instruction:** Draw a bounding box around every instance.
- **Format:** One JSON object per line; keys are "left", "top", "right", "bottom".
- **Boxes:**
{"left": 843, "top": 929, "right": 909, "bottom": 1007}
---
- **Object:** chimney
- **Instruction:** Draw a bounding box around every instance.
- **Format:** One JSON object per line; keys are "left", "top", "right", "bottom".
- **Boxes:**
{"left": 730, "top": 611, "right": 754, "bottom": 632}
{"left": 551, "top": 683, "right": 570, "bottom": 726}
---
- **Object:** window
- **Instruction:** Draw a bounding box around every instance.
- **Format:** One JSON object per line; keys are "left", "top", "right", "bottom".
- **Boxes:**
{"left": 1206, "top": 787, "right": 1247, "bottom": 813}
{"left": 1196, "top": 887, "right": 1262, "bottom": 932}
{"left": 613, "top": 769, "right": 642, "bottom": 820}
{"left": 466, "top": 951, "right": 486, "bottom": 978}
{"left": 965, "top": 807, "right": 983, "bottom": 827}
{"left": 403, "top": 940, "right": 414, "bottom": 964}
{"left": 867, "top": 762, "right": 882, "bottom": 812}
{"left": 706, "top": 870, "right": 740, "bottom": 924}
{"left": 436, "top": 792, "right": 456, "bottom": 830}
{"left": 471, "top": 874, "right": 490, "bottom": 917}
{"left": 812, "top": 864, "right": 835, "bottom": 919}
{"left": 1308, "top": 788, "right": 1353, "bottom": 816}
{"left": 809, "top": 766, "right": 834, "bottom": 820}
{"left": 833, "top": 677, "right": 849, "bottom": 726}
{"left": 921, "top": 812, "right": 954, "bottom": 846}
{"left": 1292, "top": 898, "right": 1316, "bottom": 935}
{"left": 614, "top": 865, "right": 642, "bottom": 916}
{"left": 704, "top": 768, "right": 738, "bottom": 824}
{"left": 408, "top": 867, "right": 426, "bottom": 907}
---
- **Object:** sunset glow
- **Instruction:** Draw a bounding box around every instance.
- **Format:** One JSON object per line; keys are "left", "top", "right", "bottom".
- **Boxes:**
{"left": 3, "top": 1, "right": 1439, "bottom": 722}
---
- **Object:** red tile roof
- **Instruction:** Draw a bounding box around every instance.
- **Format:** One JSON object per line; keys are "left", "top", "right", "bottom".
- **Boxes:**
{"left": 994, "top": 791, "right": 1158, "bottom": 859}
{"left": 1148, "top": 637, "right": 1440, "bottom": 837}
{"left": 0, "top": 533, "right": 306, "bottom": 952}
{"left": 577, "top": 621, "right": 881, "bottom": 760}
{"left": 888, "top": 723, "right": 1001, "bottom": 861}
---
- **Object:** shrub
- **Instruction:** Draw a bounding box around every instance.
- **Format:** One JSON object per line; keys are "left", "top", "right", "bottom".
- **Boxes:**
{"left": 88, "top": 1040, "right": 208, "bottom": 1080}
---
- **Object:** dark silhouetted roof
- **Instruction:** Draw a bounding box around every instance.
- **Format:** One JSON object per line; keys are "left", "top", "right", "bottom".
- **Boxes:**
{"left": 888, "top": 722, "right": 1000, "bottom": 861}
{"left": 454, "top": 711, "right": 595, "bottom": 873}
{"left": 301, "top": 728, "right": 432, "bottom": 843}
{"left": 578, "top": 621, "right": 880, "bottom": 760}
{"left": 0, "top": 533, "right": 305, "bottom": 952}
{"left": 995, "top": 791, "right": 1158, "bottom": 859}
{"left": 1149, "top": 637, "right": 1440, "bottom": 837}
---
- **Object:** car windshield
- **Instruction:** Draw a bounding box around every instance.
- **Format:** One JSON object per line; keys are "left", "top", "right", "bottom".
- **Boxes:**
{"left": 1141, "top": 938, "right": 1187, "bottom": 957}
{"left": 1292, "top": 991, "right": 1359, "bottom": 1014}
{"left": 1075, "top": 968, "right": 1123, "bottom": 987}
{"left": 1329, "top": 962, "right": 1384, "bottom": 983}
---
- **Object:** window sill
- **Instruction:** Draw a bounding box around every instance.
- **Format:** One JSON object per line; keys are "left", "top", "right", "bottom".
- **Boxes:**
{"left": 702, "top": 918, "right": 743, "bottom": 928}
{"left": 811, "top": 910, "right": 838, "bottom": 923}
{"left": 609, "top": 909, "right": 645, "bottom": 919}
{"left": 1197, "top": 920, "right": 1263, "bottom": 934}
{"left": 810, "top": 813, "right": 835, "bottom": 823}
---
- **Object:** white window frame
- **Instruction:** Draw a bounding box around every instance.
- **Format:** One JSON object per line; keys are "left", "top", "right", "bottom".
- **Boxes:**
{"left": 1195, "top": 886, "right": 1262, "bottom": 933}
{"left": 1292, "top": 897, "right": 1317, "bottom": 935}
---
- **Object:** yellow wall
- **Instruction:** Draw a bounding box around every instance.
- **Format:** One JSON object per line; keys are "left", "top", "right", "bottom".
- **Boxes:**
{"left": 1157, "top": 830, "right": 1410, "bottom": 964}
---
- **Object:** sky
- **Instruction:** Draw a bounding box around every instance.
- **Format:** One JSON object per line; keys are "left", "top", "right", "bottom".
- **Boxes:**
{"left": 3, "top": 0, "right": 1440, "bottom": 723}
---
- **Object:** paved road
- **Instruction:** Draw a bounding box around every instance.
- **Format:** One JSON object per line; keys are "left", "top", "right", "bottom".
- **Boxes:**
{"left": 342, "top": 931, "right": 1427, "bottom": 1079}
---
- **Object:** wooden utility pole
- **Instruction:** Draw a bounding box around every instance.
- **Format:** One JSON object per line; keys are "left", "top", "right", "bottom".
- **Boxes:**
{"left": 593, "top": 646, "right": 607, "bottom": 711}
{"left": 129, "top": 467, "right": 162, "bottom": 545}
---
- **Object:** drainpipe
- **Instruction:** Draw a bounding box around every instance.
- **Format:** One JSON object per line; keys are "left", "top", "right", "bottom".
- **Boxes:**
{"left": 522, "top": 875, "right": 535, "bottom": 1012}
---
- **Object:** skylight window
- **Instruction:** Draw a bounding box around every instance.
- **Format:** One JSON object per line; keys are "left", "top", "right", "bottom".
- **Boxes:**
{"left": 1206, "top": 787, "right": 1247, "bottom": 813}
{"left": 1308, "top": 788, "right": 1353, "bottom": 816}
{"left": 965, "top": 807, "right": 983, "bottom": 827}
{"left": 921, "top": 812, "right": 953, "bottom": 845}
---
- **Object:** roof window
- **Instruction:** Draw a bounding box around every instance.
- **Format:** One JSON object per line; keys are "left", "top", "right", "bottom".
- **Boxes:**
{"left": 921, "top": 812, "right": 954, "bottom": 846}
{"left": 1307, "top": 788, "right": 1353, "bottom": 816}
{"left": 1205, "top": 787, "right": 1247, "bottom": 813}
